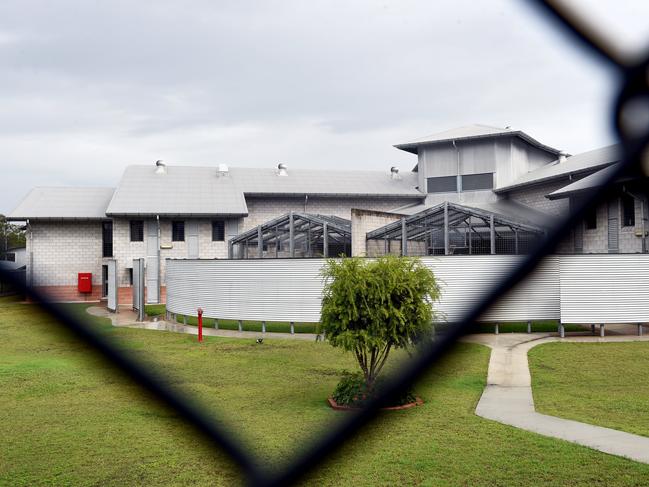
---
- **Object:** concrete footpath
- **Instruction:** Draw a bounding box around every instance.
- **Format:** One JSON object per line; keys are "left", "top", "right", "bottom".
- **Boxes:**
{"left": 463, "top": 333, "right": 649, "bottom": 464}
{"left": 86, "top": 306, "right": 319, "bottom": 341}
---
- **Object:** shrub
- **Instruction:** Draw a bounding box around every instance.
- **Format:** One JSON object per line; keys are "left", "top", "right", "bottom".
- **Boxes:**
{"left": 332, "top": 371, "right": 417, "bottom": 407}
{"left": 321, "top": 256, "right": 440, "bottom": 392}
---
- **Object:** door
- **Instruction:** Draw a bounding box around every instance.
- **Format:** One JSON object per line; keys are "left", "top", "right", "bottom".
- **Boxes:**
{"left": 101, "top": 265, "right": 108, "bottom": 298}
{"left": 187, "top": 221, "right": 199, "bottom": 259}
{"left": 608, "top": 198, "right": 619, "bottom": 253}
{"left": 146, "top": 220, "right": 159, "bottom": 303}
{"left": 107, "top": 259, "right": 118, "bottom": 312}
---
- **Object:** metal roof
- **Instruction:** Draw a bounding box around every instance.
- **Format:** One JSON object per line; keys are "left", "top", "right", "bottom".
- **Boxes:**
{"left": 495, "top": 144, "right": 620, "bottom": 193}
{"left": 546, "top": 163, "right": 625, "bottom": 200}
{"left": 394, "top": 124, "right": 563, "bottom": 155}
{"left": 231, "top": 167, "right": 422, "bottom": 197}
{"left": 106, "top": 165, "right": 423, "bottom": 216}
{"left": 7, "top": 187, "right": 115, "bottom": 220}
{"left": 106, "top": 165, "right": 249, "bottom": 217}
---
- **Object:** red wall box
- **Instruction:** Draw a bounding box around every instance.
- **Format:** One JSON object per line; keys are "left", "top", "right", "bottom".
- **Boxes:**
{"left": 78, "top": 273, "right": 92, "bottom": 293}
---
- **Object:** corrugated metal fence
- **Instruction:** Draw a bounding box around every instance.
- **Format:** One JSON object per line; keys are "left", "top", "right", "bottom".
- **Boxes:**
{"left": 165, "top": 255, "right": 649, "bottom": 324}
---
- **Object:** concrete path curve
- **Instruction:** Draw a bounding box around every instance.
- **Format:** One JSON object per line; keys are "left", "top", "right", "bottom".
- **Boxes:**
{"left": 463, "top": 333, "right": 649, "bottom": 464}
{"left": 86, "top": 305, "right": 320, "bottom": 341}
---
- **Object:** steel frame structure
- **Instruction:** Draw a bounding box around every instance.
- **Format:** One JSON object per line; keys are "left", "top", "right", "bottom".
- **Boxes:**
{"left": 228, "top": 212, "right": 351, "bottom": 259}
{"left": 366, "top": 202, "right": 545, "bottom": 256}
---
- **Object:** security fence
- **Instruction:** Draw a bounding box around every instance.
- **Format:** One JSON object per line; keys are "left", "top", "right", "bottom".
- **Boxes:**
{"left": 1, "top": 1, "right": 648, "bottom": 485}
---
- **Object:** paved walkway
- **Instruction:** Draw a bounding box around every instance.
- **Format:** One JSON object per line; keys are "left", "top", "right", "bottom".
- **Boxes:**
{"left": 86, "top": 306, "right": 320, "bottom": 341}
{"left": 463, "top": 332, "right": 649, "bottom": 464}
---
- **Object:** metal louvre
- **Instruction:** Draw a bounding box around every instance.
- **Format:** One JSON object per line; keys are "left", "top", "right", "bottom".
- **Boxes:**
{"left": 560, "top": 255, "right": 649, "bottom": 324}
{"left": 165, "top": 255, "right": 562, "bottom": 323}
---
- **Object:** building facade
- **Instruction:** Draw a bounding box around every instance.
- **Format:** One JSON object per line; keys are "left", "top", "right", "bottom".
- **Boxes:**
{"left": 8, "top": 124, "right": 648, "bottom": 303}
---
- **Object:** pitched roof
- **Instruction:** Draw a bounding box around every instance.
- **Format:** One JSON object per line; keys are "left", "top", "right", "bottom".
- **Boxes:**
{"left": 394, "top": 124, "right": 562, "bottom": 155}
{"left": 106, "top": 165, "right": 423, "bottom": 216}
{"left": 495, "top": 144, "right": 620, "bottom": 193}
{"left": 546, "top": 163, "right": 623, "bottom": 200}
{"left": 106, "top": 165, "right": 249, "bottom": 216}
{"left": 7, "top": 187, "right": 115, "bottom": 220}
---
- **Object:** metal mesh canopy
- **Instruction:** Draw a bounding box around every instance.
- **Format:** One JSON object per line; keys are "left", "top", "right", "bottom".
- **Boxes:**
{"left": 229, "top": 212, "right": 351, "bottom": 259}
{"left": 366, "top": 202, "right": 546, "bottom": 257}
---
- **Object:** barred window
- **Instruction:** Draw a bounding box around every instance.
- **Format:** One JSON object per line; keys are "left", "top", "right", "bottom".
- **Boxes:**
{"left": 130, "top": 220, "right": 144, "bottom": 242}
{"left": 461, "top": 173, "right": 494, "bottom": 191}
{"left": 102, "top": 221, "right": 113, "bottom": 257}
{"left": 427, "top": 175, "right": 457, "bottom": 193}
{"left": 172, "top": 221, "right": 185, "bottom": 242}
{"left": 585, "top": 207, "right": 597, "bottom": 230}
{"left": 622, "top": 194, "right": 635, "bottom": 227}
{"left": 212, "top": 220, "right": 225, "bottom": 241}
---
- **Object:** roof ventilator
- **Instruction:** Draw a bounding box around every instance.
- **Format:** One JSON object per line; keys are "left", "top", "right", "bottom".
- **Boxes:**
{"left": 155, "top": 160, "right": 166, "bottom": 175}
{"left": 277, "top": 163, "right": 288, "bottom": 176}
{"left": 390, "top": 166, "right": 401, "bottom": 180}
{"left": 217, "top": 163, "right": 229, "bottom": 177}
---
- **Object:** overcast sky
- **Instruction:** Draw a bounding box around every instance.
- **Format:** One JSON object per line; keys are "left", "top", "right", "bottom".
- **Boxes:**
{"left": 1, "top": 0, "right": 647, "bottom": 214}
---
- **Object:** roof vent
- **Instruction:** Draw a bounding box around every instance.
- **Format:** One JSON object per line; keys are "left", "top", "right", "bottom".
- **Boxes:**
{"left": 217, "top": 163, "right": 229, "bottom": 176}
{"left": 558, "top": 151, "right": 568, "bottom": 163}
{"left": 277, "top": 163, "right": 288, "bottom": 176}
{"left": 390, "top": 166, "right": 401, "bottom": 180}
{"left": 155, "top": 160, "right": 166, "bottom": 175}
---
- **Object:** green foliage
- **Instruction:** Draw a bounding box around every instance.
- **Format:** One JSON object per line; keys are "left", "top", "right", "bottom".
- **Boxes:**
{"left": 332, "top": 371, "right": 416, "bottom": 407}
{"left": 0, "top": 215, "right": 26, "bottom": 252}
{"left": 321, "top": 256, "right": 440, "bottom": 389}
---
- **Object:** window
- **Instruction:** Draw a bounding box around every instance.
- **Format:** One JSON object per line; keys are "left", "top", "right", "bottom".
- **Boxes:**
{"left": 212, "top": 220, "right": 225, "bottom": 241}
{"left": 427, "top": 175, "right": 457, "bottom": 193}
{"left": 622, "top": 194, "right": 635, "bottom": 227}
{"left": 585, "top": 207, "right": 597, "bottom": 230}
{"left": 172, "top": 221, "right": 185, "bottom": 241}
{"left": 130, "top": 220, "right": 144, "bottom": 242}
{"left": 461, "top": 173, "right": 494, "bottom": 191}
{"left": 5, "top": 253, "right": 15, "bottom": 262}
{"left": 102, "top": 221, "right": 113, "bottom": 257}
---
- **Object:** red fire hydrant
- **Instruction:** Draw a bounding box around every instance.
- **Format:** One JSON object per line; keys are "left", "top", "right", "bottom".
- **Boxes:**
{"left": 197, "top": 308, "right": 203, "bottom": 343}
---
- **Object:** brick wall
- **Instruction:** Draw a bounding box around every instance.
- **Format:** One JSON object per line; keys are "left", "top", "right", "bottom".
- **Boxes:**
{"left": 242, "top": 196, "right": 420, "bottom": 232}
{"left": 505, "top": 181, "right": 569, "bottom": 216}
{"left": 350, "top": 208, "right": 403, "bottom": 256}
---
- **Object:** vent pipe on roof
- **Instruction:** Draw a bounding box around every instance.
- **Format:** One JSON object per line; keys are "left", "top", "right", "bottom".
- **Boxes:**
{"left": 217, "top": 163, "right": 229, "bottom": 177}
{"left": 390, "top": 166, "right": 401, "bottom": 180}
{"left": 155, "top": 160, "right": 166, "bottom": 175}
{"left": 277, "top": 163, "right": 288, "bottom": 176}
{"left": 558, "top": 151, "right": 568, "bottom": 163}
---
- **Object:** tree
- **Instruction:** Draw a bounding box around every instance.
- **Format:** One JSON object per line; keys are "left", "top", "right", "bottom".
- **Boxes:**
{"left": 320, "top": 256, "right": 440, "bottom": 391}
{"left": 0, "top": 215, "right": 26, "bottom": 254}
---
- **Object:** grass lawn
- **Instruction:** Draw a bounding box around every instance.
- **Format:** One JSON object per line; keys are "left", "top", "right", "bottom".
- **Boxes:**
{"left": 2, "top": 299, "right": 649, "bottom": 485}
{"left": 530, "top": 341, "right": 649, "bottom": 438}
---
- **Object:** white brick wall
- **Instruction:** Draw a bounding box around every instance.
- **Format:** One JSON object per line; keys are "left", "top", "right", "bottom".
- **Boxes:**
{"left": 242, "top": 196, "right": 419, "bottom": 232}
{"left": 28, "top": 221, "right": 104, "bottom": 286}
{"left": 350, "top": 209, "right": 402, "bottom": 256}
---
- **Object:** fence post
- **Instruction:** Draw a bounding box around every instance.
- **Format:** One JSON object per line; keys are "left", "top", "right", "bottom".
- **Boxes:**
{"left": 494, "top": 323, "right": 499, "bottom": 335}
{"left": 214, "top": 319, "right": 219, "bottom": 330}
{"left": 290, "top": 322, "right": 295, "bottom": 334}
{"left": 238, "top": 320, "right": 243, "bottom": 332}
{"left": 600, "top": 323, "right": 605, "bottom": 337}
{"left": 559, "top": 322, "right": 565, "bottom": 338}
{"left": 638, "top": 323, "right": 643, "bottom": 336}
{"left": 591, "top": 324, "right": 595, "bottom": 335}
{"left": 527, "top": 320, "right": 531, "bottom": 334}
{"left": 262, "top": 321, "right": 266, "bottom": 333}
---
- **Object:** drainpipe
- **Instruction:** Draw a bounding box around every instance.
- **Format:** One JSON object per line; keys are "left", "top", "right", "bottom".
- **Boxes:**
{"left": 304, "top": 194, "right": 308, "bottom": 212}
{"left": 452, "top": 140, "right": 461, "bottom": 195}
{"left": 156, "top": 215, "right": 161, "bottom": 303}
{"left": 623, "top": 187, "right": 647, "bottom": 253}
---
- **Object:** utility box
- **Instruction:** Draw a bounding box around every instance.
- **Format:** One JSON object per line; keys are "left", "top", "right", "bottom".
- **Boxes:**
{"left": 78, "top": 273, "right": 92, "bottom": 293}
